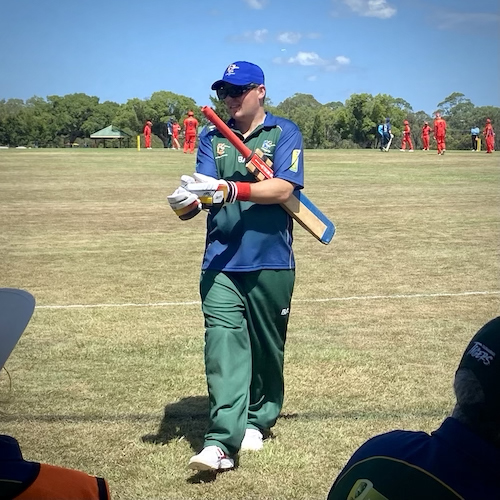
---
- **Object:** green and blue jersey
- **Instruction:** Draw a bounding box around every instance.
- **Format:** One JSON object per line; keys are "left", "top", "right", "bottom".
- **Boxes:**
{"left": 196, "top": 112, "right": 304, "bottom": 272}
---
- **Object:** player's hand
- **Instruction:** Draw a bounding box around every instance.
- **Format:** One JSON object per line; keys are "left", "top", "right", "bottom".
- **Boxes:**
{"left": 182, "top": 173, "right": 238, "bottom": 207}
{"left": 167, "top": 186, "right": 202, "bottom": 220}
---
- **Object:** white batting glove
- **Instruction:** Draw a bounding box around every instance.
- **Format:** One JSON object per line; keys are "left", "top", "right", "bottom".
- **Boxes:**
{"left": 167, "top": 186, "right": 202, "bottom": 220}
{"left": 182, "top": 173, "right": 239, "bottom": 207}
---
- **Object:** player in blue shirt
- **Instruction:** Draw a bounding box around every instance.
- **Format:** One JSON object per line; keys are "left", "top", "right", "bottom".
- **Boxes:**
{"left": 168, "top": 61, "right": 304, "bottom": 471}
{"left": 379, "top": 118, "right": 393, "bottom": 152}
{"left": 328, "top": 317, "right": 500, "bottom": 499}
{"left": 377, "top": 124, "right": 384, "bottom": 151}
{"left": 470, "top": 126, "right": 480, "bottom": 151}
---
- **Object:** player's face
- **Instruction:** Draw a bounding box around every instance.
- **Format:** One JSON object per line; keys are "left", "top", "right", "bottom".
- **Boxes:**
{"left": 222, "top": 84, "right": 265, "bottom": 121}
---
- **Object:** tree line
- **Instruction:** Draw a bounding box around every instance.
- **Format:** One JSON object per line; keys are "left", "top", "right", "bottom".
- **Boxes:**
{"left": 0, "top": 90, "right": 497, "bottom": 150}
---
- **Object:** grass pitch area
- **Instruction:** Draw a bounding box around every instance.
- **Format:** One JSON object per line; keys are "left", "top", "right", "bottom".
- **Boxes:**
{"left": 1, "top": 148, "right": 499, "bottom": 499}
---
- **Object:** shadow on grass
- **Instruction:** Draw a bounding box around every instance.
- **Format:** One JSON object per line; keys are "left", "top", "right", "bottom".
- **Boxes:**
{"left": 141, "top": 396, "right": 244, "bottom": 484}
{"left": 141, "top": 395, "right": 209, "bottom": 452}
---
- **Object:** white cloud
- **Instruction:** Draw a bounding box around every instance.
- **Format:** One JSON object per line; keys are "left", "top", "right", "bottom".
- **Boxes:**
{"left": 252, "top": 29, "right": 269, "bottom": 42}
{"left": 279, "top": 52, "right": 351, "bottom": 71}
{"left": 229, "top": 29, "right": 269, "bottom": 43}
{"left": 277, "top": 32, "right": 322, "bottom": 44}
{"left": 278, "top": 32, "right": 302, "bottom": 44}
{"left": 434, "top": 11, "right": 500, "bottom": 34}
{"left": 342, "top": 0, "right": 396, "bottom": 19}
{"left": 288, "top": 51, "right": 327, "bottom": 66}
{"left": 244, "top": 0, "right": 267, "bottom": 9}
{"left": 335, "top": 55, "right": 350, "bottom": 65}
{"left": 307, "top": 75, "right": 318, "bottom": 82}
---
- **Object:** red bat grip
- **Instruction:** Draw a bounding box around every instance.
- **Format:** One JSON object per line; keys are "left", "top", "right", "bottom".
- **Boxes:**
{"left": 201, "top": 106, "right": 252, "bottom": 159}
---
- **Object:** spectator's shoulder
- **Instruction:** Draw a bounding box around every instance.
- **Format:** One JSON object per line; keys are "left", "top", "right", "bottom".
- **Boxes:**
{"left": 350, "top": 429, "right": 431, "bottom": 463}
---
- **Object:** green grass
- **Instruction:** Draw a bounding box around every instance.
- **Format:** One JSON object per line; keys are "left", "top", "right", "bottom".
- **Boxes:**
{"left": 1, "top": 148, "right": 499, "bottom": 499}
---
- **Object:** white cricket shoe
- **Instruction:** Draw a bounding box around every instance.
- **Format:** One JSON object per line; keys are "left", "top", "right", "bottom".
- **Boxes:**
{"left": 240, "top": 428, "right": 264, "bottom": 451}
{"left": 188, "top": 446, "right": 234, "bottom": 471}
{"left": 400, "top": 149, "right": 405, "bottom": 152}
{"left": 409, "top": 149, "right": 414, "bottom": 152}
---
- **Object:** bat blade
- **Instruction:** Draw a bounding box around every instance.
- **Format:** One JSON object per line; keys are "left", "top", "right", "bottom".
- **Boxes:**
{"left": 248, "top": 149, "right": 335, "bottom": 244}
{"left": 283, "top": 191, "right": 335, "bottom": 244}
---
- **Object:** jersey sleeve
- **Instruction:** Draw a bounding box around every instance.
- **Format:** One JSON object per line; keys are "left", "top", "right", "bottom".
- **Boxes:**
{"left": 272, "top": 119, "right": 304, "bottom": 190}
{"left": 195, "top": 128, "right": 218, "bottom": 178}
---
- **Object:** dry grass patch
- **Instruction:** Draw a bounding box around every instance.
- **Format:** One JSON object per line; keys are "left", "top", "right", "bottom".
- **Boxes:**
{"left": 1, "top": 149, "right": 499, "bottom": 499}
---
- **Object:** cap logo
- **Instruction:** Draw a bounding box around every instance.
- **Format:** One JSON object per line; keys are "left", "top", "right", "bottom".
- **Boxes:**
{"left": 225, "top": 63, "right": 239, "bottom": 77}
{"left": 467, "top": 341, "right": 495, "bottom": 366}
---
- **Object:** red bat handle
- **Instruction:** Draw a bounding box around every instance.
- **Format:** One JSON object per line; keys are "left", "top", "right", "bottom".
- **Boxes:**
{"left": 201, "top": 106, "right": 252, "bottom": 159}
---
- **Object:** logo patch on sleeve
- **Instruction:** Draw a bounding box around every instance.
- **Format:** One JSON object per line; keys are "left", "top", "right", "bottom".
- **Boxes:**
{"left": 289, "top": 149, "right": 301, "bottom": 172}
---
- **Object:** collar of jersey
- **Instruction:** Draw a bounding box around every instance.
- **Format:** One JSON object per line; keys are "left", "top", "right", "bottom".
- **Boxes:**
{"left": 227, "top": 112, "right": 278, "bottom": 142}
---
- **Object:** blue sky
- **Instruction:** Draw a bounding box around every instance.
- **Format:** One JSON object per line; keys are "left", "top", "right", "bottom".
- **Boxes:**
{"left": 0, "top": 0, "right": 498, "bottom": 114}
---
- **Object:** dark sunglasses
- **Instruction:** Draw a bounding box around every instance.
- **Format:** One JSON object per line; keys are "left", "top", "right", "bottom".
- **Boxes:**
{"left": 216, "top": 83, "right": 258, "bottom": 100}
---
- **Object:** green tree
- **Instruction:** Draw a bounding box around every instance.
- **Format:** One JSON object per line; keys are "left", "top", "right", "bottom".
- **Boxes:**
{"left": 145, "top": 91, "right": 199, "bottom": 147}
{"left": 82, "top": 100, "right": 120, "bottom": 138}
{"left": 113, "top": 98, "right": 147, "bottom": 137}
{"left": 0, "top": 99, "right": 26, "bottom": 146}
{"left": 436, "top": 92, "right": 470, "bottom": 117}
{"left": 48, "top": 93, "right": 100, "bottom": 145}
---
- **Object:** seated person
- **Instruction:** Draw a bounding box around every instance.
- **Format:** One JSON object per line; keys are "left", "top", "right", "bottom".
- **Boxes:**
{"left": 0, "top": 288, "right": 110, "bottom": 499}
{"left": 327, "top": 317, "right": 500, "bottom": 500}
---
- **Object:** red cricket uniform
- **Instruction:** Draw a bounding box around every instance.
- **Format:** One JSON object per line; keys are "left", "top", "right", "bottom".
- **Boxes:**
{"left": 483, "top": 122, "right": 495, "bottom": 153}
{"left": 434, "top": 117, "right": 447, "bottom": 154}
{"left": 422, "top": 124, "right": 431, "bottom": 150}
{"left": 183, "top": 115, "right": 199, "bottom": 153}
{"left": 401, "top": 123, "right": 413, "bottom": 150}
{"left": 172, "top": 123, "right": 180, "bottom": 139}
{"left": 143, "top": 121, "right": 152, "bottom": 149}
{"left": 172, "top": 122, "right": 181, "bottom": 149}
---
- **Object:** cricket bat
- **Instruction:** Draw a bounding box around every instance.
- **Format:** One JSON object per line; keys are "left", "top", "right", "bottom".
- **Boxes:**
{"left": 384, "top": 133, "right": 394, "bottom": 152}
{"left": 201, "top": 106, "right": 335, "bottom": 245}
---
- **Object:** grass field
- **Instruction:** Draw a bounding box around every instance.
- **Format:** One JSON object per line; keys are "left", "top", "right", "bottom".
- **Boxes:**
{"left": 1, "top": 148, "right": 499, "bottom": 500}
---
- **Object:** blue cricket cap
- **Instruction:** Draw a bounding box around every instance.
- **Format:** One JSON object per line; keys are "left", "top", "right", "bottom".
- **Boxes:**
{"left": 211, "top": 61, "right": 265, "bottom": 90}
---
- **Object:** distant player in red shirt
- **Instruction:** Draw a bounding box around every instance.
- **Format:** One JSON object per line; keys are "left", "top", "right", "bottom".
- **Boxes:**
{"left": 172, "top": 120, "right": 181, "bottom": 150}
{"left": 433, "top": 113, "right": 447, "bottom": 155}
{"left": 483, "top": 118, "right": 495, "bottom": 153}
{"left": 183, "top": 111, "right": 199, "bottom": 154}
{"left": 400, "top": 120, "right": 414, "bottom": 152}
{"left": 421, "top": 121, "right": 431, "bottom": 150}
{"left": 143, "top": 120, "right": 152, "bottom": 149}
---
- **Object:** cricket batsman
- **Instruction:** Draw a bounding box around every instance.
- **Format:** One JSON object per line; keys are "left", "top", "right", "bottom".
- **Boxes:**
{"left": 167, "top": 61, "right": 305, "bottom": 471}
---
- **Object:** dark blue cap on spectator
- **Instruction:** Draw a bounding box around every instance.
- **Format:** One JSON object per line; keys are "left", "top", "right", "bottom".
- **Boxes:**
{"left": 456, "top": 317, "right": 500, "bottom": 418}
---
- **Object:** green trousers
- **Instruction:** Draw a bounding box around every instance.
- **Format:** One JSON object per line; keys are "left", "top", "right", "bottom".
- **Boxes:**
{"left": 200, "top": 269, "right": 295, "bottom": 456}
